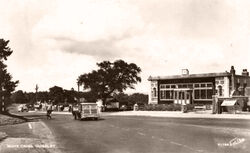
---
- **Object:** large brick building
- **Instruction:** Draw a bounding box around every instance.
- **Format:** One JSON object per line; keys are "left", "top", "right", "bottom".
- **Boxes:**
{"left": 148, "top": 66, "right": 250, "bottom": 106}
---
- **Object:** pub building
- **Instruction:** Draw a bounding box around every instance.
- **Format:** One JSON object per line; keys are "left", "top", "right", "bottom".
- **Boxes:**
{"left": 148, "top": 66, "right": 250, "bottom": 111}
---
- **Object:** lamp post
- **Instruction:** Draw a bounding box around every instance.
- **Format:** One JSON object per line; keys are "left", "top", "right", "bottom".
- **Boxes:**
{"left": 77, "top": 82, "right": 80, "bottom": 103}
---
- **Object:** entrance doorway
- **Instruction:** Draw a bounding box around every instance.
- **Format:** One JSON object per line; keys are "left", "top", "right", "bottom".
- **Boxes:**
{"left": 174, "top": 90, "right": 192, "bottom": 105}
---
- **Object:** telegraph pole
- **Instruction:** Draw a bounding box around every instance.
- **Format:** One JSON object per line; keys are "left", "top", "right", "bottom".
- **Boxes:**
{"left": 0, "top": 84, "right": 4, "bottom": 112}
{"left": 35, "top": 84, "right": 39, "bottom": 103}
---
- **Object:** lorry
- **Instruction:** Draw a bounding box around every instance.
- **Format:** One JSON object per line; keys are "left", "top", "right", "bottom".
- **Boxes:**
{"left": 72, "top": 103, "right": 100, "bottom": 120}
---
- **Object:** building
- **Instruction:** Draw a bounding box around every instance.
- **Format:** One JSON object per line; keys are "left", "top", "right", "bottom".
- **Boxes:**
{"left": 148, "top": 66, "right": 250, "bottom": 107}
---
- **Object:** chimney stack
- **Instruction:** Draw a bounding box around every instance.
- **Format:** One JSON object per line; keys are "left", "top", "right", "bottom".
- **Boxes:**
{"left": 242, "top": 69, "right": 249, "bottom": 76}
{"left": 182, "top": 69, "right": 189, "bottom": 75}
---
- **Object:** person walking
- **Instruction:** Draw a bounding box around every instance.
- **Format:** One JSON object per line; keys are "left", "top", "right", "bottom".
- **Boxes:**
{"left": 47, "top": 103, "right": 53, "bottom": 119}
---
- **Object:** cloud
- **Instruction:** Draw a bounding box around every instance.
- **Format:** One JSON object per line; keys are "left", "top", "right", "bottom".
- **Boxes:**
{"left": 2, "top": 0, "right": 250, "bottom": 93}
{"left": 32, "top": 0, "right": 146, "bottom": 60}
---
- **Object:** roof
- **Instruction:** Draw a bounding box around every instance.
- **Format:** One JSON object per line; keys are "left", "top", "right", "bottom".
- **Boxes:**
{"left": 148, "top": 72, "right": 231, "bottom": 81}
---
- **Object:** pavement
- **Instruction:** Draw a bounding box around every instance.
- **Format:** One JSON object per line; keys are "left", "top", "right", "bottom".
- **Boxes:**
{"left": 107, "top": 110, "right": 250, "bottom": 120}
{"left": 0, "top": 132, "right": 8, "bottom": 142}
{"left": 28, "top": 110, "right": 250, "bottom": 119}
{"left": 0, "top": 121, "right": 62, "bottom": 153}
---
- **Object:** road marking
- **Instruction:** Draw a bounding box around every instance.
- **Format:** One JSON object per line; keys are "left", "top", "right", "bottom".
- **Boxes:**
{"left": 218, "top": 137, "right": 245, "bottom": 147}
{"left": 159, "top": 138, "right": 165, "bottom": 141}
{"left": 28, "top": 123, "right": 32, "bottom": 129}
{"left": 137, "top": 132, "right": 146, "bottom": 136}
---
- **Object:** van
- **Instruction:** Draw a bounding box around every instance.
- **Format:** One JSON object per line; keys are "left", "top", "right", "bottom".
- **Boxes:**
{"left": 73, "top": 103, "right": 100, "bottom": 120}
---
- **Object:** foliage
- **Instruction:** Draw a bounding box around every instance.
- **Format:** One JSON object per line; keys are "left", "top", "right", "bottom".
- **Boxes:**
{"left": 11, "top": 90, "right": 28, "bottom": 104}
{"left": 63, "top": 89, "right": 77, "bottom": 103}
{"left": 113, "top": 92, "right": 130, "bottom": 105}
{"left": 0, "top": 39, "right": 19, "bottom": 111}
{"left": 113, "top": 92, "right": 148, "bottom": 106}
{"left": 140, "top": 104, "right": 182, "bottom": 111}
{"left": 77, "top": 60, "right": 141, "bottom": 104}
{"left": 49, "top": 86, "right": 64, "bottom": 104}
{"left": 128, "top": 93, "right": 148, "bottom": 105}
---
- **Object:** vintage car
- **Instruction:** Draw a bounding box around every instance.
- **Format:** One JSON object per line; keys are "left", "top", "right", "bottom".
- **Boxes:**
{"left": 72, "top": 103, "right": 100, "bottom": 120}
{"left": 17, "top": 104, "right": 28, "bottom": 112}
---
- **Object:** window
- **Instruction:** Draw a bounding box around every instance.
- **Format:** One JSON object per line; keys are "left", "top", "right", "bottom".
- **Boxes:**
{"left": 171, "top": 85, "right": 176, "bottom": 88}
{"left": 207, "top": 89, "right": 213, "bottom": 99}
{"left": 183, "top": 84, "right": 187, "bottom": 88}
{"left": 160, "top": 91, "right": 165, "bottom": 99}
{"left": 166, "top": 91, "right": 171, "bottom": 99}
{"left": 194, "top": 90, "right": 200, "bottom": 99}
{"left": 201, "top": 90, "right": 206, "bottom": 99}
{"left": 194, "top": 84, "right": 200, "bottom": 88}
{"left": 207, "top": 83, "right": 212, "bottom": 87}
{"left": 201, "top": 84, "right": 206, "bottom": 87}
{"left": 218, "top": 85, "right": 222, "bottom": 96}
{"left": 153, "top": 88, "right": 157, "bottom": 97}
{"left": 170, "top": 91, "right": 174, "bottom": 99}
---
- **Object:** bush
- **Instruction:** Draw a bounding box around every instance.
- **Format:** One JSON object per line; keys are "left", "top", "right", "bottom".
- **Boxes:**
{"left": 139, "top": 104, "right": 182, "bottom": 111}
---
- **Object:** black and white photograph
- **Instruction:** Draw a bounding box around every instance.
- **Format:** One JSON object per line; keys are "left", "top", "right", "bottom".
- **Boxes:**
{"left": 0, "top": 0, "right": 250, "bottom": 153}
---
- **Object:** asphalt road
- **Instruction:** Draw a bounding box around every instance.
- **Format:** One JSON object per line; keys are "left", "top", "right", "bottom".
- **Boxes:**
{"left": 1, "top": 112, "right": 250, "bottom": 153}
{"left": 43, "top": 114, "right": 250, "bottom": 153}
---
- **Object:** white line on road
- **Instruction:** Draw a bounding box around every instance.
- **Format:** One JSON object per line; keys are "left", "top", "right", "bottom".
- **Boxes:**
{"left": 28, "top": 123, "right": 32, "bottom": 129}
{"left": 137, "top": 132, "right": 146, "bottom": 136}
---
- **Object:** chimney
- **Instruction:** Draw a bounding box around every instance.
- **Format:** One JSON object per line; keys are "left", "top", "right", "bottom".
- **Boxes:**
{"left": 230, "top": 66, "right": 235, "bottom": 75}
{"left": 182, "top": 69, "right": 189, "bottom": 75}
{"left": 242, "top": 69, "right": 249, "bottom": 76}
{"left": 230, "top": 66, "right": 236, "bottom": 90}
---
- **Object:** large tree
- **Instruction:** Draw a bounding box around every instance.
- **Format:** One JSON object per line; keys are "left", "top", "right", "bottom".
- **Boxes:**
{"left": 49, "top": 86, "right": 64, "bottom": 104}
{"left": 0, "top": 39, "right": 19, "bottom": 112}
{"left": 77, "top": 60, "right": 141, "bottom": 105}
{"left": 11, "top": 90, "right": 28, "bottom": 104}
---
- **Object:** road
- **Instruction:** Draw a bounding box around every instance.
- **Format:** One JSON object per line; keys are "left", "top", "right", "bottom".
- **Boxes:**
{"left": 1, "top": 112, "right": 250, "bottom": 153}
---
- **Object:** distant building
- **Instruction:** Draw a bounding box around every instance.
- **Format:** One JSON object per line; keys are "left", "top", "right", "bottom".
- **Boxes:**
{"left": 148, "top": 66, "right": 250, "bottom": 107}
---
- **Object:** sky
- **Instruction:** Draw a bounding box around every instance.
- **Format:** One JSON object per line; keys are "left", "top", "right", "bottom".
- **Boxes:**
{"left": 1, "top": 0, "right": 250, "bottom": 94}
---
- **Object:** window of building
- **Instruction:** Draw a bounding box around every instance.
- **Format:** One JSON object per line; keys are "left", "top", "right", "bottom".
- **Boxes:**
{"left": 194, "top": 84, "right": 200, "bottom": 88}
{"left": 207, "top": 83, "right": 213, "bottom": 87}
{"left": 194, "top": 90, "right": 200, "bottom": 99}
{"left": 201, "top": 89, "right": 206, "bottom": 99}
{"left": 218, "top": 85, "right": 222, "bottom": 96}
{"left": 188, "top": 84, "right": 193, "bottom": 88}
{"left": 207, "top": 89, "right": 213, "bottom": 99}
{"left": 201, "top": 84, "right": 206, "bottom": 87}
{"left": 183, "top": 84, "right": 188, "bottom": 88}
{"left": 153, "top": 88, "right": 157, "bottom": 97}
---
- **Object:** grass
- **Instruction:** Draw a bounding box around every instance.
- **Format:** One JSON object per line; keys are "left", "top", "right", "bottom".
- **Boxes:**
{"left": 0, "top": 112, "right": 27, "bottom": 126}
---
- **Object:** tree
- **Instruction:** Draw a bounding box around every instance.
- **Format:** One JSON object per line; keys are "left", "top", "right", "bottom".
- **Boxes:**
{"left": 77, "top": 59, "right": 141, "bottom": 105}
{"left": 11, "top": 90, "right": 28, "bottom": 104}
{"left": 49, "top": 86, "right": 64, "bottom": 104}
{"left": 63, "top": 89, "right": 77, "bottom": 104}
{"left": 0, "top": 39, "right": 19, "bottom": 112}
{"left": 128, "top": 93, "right": 148, "bottom": 105}
{"left": 113, "top": 92, "right": 129, "bottom": 105}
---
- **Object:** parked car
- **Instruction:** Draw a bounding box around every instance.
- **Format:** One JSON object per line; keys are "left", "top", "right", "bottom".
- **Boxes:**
{"left": 17, "top": 104, "right": 28, "bottom": 112}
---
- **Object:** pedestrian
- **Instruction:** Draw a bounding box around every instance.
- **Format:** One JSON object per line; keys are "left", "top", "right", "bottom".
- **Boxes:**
{"left": 47, "top": 103, "right": 53, "bottom": 120}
